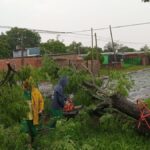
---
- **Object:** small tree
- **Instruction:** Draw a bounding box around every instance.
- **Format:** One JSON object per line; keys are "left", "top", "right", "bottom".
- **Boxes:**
{"left": 118, "top": 46, "right": 136, "bottom": 52}
{"left": 6, "top": 27, "right": 41, "bottom": 50}
{"left": 0, "top": 34, "right": 11, "bottom": 58}
{"left": 104, "top": 42, "right": 122, "bottom": 52}
{"left": 140, "top": 45, "right": 149, "bottom": 52}
{"left": 84, "top": 48, "right": 104, "bottom": 63}
{"left": 40, "top": 39, "right": 66, "bottom": 54}
{"left": 67, "top": 41, "right": 82, "bottom": 54}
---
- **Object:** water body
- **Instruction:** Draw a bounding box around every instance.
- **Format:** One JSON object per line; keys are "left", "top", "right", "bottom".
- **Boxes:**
{"left": 128, "top": 68, "right": 150, "bottom": 102}
{"left": 38, "top": 82, "right": 53, "bottom": 98}
{"left": 38, "top": 69, "right": 150, "bottom": 102}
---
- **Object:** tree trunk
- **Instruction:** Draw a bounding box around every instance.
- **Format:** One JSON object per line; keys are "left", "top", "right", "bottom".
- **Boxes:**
{"left": 93, "top": 94, "right": 150, "bottom": 133}
{"left": 111, "top": 95, "right": 140, "bottom": 120}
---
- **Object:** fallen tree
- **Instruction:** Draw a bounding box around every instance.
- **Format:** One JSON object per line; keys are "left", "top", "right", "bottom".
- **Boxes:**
{"left": 3, "top": 62, "right": 149, "bottom": 133}
{"left": 82, "top": 80, "right": 150, "bottom": 133}
{"left": 93, "top": 94, "right": 139, "bottom": 120}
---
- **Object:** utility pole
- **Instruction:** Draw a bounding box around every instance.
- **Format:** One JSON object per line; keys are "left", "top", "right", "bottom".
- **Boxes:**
{"left": 21, "top": 35, "right": 24, "bottom": 66}
{"left": 91, "top": 28, "right": 94, "bottom": 73}
{"left": 109, "top": 25, "right": 117, "bottom": 62}
{"left": 94, "top": 33, "right": 99, "bottom": 60}
{"left": 56, "top": 34, "right": 60, "bottom": 41}
{"left": 78, "top": 46, "right": 80, "bottom": 55}
{"left": 95, "top": 33, "right": 97, "bottom": 48}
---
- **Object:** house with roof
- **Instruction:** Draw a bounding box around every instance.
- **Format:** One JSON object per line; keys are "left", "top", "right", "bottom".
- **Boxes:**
{"left": 13, "top": 47, "right": 40, "bottom": 58}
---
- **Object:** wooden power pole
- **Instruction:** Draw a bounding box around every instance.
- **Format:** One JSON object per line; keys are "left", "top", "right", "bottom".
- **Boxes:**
{"left": 109, "top": 25, "right": 117, "bottom": 62}
{"left": 21, "top": 35, "right": 24, "bottom": 66}
{"left": 94, "top": 33, "right": 99, "bottom": 60}
{"left": 91, "top": 28, "right": 94, "bottom": 73}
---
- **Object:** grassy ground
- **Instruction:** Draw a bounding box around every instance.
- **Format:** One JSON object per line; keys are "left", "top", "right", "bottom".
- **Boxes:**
{"left": 100, "top": 65, "right": 150, "bottom": 76}
{"left": 33, "top": 112, "right": 150, "bottom": 150}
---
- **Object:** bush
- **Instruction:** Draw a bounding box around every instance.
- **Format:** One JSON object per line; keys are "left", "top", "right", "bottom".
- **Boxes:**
{"left": 0, "top": 125, "right": 28, "bottom": 150}
{"left": 41, "top": 55, "right": 59, "bottom": 82}
{"left": 0, "top": 85, "right": 28, "bottom": 127}
{"left": 84, "top": 49, "right": 104, "bottom": 63}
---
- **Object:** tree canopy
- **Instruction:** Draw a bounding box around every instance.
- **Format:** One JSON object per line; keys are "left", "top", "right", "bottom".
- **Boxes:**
{"left": 67, "top": 41, "right": 82, "bottom": 54}
{"left": 104, "top": 42, "right": 122, "bottom": 52}
{"left": 0, "top": 34, "right": 11, "bottom": 58}
{"left": 6, "top": 27, "right": 41, "bottom": 50}
{"left": 40, "top": 39, "right": 66, "bottom": 54}
{"left": 143, "top": 0, "right": 150, "bottom": 2}
{"left": 140, "top": 45, "right": 150, "bottom": 51}
{"left": 118, "top": 46, "right": 136, "bottom": 52}
{"left": 0, "top": 27, "right": 41, "bottom": 58}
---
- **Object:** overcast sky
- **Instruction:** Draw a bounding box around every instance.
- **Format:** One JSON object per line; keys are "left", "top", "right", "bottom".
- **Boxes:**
{"left": 0, "top": 0, "right": 150, "bottom": 50}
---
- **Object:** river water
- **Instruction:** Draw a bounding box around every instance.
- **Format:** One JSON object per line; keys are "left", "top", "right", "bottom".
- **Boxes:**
{"left": 128, "top": 68, "right": 150, "bottom": 102}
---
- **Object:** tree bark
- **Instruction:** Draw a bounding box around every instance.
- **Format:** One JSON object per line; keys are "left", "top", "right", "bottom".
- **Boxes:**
{"left": 111, "top": 95, "right": 140, "bottom": 120}
{"left": 93, "top": 94, "right": 150, "bottom": 133}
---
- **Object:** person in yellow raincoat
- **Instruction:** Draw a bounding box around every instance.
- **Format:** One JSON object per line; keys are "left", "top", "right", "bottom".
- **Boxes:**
{"left": 29, "top": 76, "right": 44, "bottom": 126}
{"left": 22, "top": 77, "right": 44, "bottom": 143}
{"left": 32, "top": 86, "right": 44, "bottom": 125}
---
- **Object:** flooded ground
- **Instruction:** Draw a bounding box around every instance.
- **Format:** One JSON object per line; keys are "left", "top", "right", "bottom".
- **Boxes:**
{"left": 128, "top": 68, "right": 150, "bottom": 102}
{"left": 38, "top": 68, "right": 150, "bottom": 102}
{"left": 38, "top": 82, "right": 53, "bottom": 98}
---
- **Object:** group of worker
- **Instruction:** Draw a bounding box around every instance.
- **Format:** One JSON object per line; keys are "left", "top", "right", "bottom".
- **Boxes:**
{"left": 22, "top": 76, "right": 82, "bottom": 145}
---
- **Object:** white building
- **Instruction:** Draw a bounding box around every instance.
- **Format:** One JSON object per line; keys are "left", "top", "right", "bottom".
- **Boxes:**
{"left": 13, "top": 47, "right": 40, "bottom": 58}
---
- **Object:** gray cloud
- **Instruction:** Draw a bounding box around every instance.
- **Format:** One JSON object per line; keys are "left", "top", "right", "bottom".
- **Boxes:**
{"left": 0, "top": 0, "right": 150, "bottom": 49}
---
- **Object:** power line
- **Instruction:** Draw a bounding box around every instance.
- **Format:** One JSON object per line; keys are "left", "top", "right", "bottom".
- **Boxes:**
{"left": 69, "top": 32, "right": 91, "bottom": 37}
{"left": 0, "top": 24, "right": 150, "bottom": 46}
{"left": 0, "top": 25, "right": 71, "bottom": 34}
{"left": 112, "top": 22, "right": 150, "bottom": 29}
{"left": 71, "top": 21, "right": 150, "bottom": 33}
{"left": 1, "top": 21, "right": 150, "bottom": 34}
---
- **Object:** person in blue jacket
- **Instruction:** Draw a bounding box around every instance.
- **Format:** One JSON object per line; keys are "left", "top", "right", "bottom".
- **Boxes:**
{"left": 50, "top": 76, "right": 68, "bottom": 127}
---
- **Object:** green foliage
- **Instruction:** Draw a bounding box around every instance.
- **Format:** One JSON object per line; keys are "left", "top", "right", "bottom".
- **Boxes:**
{"left": 84, "top": 48, "right": 104, "bottom": 63}
{"left": 18, "top": 66, "right": 32, "bottom": 81}
{"left": 104, "top": 42, "right": 122, "bottom": 52}
{"left": 0, "top": 27, "right": 41, "bottom": 58}
{"left": 0, "top": 55, "right": 149, "bottom": 149}
{"left": 41, "top": 55, "right": 59, "bottom": 81}
{"left": 140, "top": 45, "right": 149, "bottom": 51}
{"left": 7, "top": 27, "right": 41, "bottom": 50}
{"left": 0, "top": 125, "right": 28, "bottom": 150}
{"left": 18, "top": 64, "right": 47, "bottom": 84}
{"left": 67, "top": 41, "right": 82, "bottom": 53}
{"left": 0, "top": 34, "right": 11, "bottom": 58}
{"left": 58, "top": 67, "right": 88, "bottom": 93}
{"left": 108, "top": 71, "right": 133, "bottom": 96}
{"left": 118, "top": 46, "right": 136, "bottom": 52}
{"left": 0, "top": 85, "right": 28, "bottom": 127}
{"left": 74, "top": 89, "right": 92, "bottom": 106}
{"left": 144, "top": 98, "right": 150, "bottom": 108}
{"left": 33, "top": 111, "right": 150, "bottom": 150}
{"left": 0, "top": 81, "right": 29, "bottom": 149}
{"left": 40, "top": 39, "right": 66, "bottom": 54}
{"left": 54, "top": 66, "right": 92, "bottom": 106}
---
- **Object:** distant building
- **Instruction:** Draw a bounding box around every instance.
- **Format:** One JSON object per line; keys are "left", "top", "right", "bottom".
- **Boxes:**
{"left": 101, "top": 51, "right": 148, "bottom": 66}
{"left": 13, "top": 47, "right": 40, "bottom": 58}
